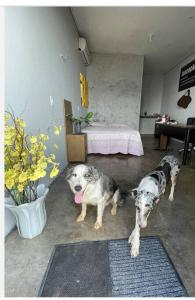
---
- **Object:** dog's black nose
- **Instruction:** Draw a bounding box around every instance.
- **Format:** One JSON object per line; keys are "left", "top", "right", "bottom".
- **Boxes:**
{"left": 75, "top": 185, "right": 82, "bottom": 192}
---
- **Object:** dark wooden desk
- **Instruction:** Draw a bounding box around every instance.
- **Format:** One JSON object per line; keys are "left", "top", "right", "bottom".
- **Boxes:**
{"left": 156, "top": 122, "right": 195, "bottom": 165}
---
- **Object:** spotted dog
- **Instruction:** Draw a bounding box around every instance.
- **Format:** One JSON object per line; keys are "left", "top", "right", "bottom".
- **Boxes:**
{"left": 128, "top": 155, "right": 180, "bottom": 257}
{"left": 66, "top": 164, "right": 126, "bottom": 230}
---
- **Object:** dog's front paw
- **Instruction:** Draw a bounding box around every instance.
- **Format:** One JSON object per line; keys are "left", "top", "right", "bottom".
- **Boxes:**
{"left": 128, "top": 229, "right": 136, "bottom": 244}
{"left": 131, "top": 246, "right": 139, "bottom": 257}
{"left": 128, "top": 233, "right": 134, "bottom": 244}
{"left": 130, "top": 243, "right": 139, "bottom": 257}
{"left": 111, "top": 207, "right": 117, "bottom": 216}
{"left": 76, "top": 214, "right": 85, "bottom": 222}
{"left": 94, "top": 221, "right": 102, "bottom": 230}
{"left": 169, "top": 195, "right": 174, "bottom": 201}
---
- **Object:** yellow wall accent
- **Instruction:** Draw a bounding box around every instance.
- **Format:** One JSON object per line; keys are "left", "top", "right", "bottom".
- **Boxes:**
{"left": 80, "top": 73, "right": 88, "bottom": 108}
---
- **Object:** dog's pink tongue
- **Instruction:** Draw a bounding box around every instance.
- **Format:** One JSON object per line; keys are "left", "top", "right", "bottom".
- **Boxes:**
{"left": 74, "top": 191, "right": 84, "bottom": 204}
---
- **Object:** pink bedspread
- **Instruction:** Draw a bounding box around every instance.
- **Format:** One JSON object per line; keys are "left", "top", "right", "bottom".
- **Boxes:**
{"left": 82, "top": 126, "right": 144, "bottom": 156}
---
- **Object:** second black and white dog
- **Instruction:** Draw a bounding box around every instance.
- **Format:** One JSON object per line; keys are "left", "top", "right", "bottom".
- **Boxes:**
{"left": 66, "top": 164, "right": 126, "bottom": 229}
{"left": 128, "top": 155, "right": 180, "bottom": 257}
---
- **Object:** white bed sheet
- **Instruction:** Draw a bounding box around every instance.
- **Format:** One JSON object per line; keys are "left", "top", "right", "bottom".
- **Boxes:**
{"left": 82, "top": 125, "right": 144, "bottom": 156}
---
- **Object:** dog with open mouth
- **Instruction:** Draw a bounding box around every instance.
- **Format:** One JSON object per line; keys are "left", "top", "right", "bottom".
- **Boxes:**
{"left": 128, "top": 155, "right": 180, "bottom": 257}
{"left": 66, "top": 164, "right": 126, "bottom": 229}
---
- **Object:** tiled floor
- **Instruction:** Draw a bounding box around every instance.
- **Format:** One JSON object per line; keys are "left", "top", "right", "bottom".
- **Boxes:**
{"left": 5, "top": 135, "right": 195, "bottom": 296}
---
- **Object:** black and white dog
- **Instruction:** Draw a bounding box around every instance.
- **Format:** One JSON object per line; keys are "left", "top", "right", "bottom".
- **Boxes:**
{"left": 66, "top": 164, "right": 126, "bottom": 230}
{"left": 128, "top": 155, "right": 180, "bottom": 257}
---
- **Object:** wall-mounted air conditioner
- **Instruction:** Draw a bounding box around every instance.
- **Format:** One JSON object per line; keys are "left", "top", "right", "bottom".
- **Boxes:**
{"left": 79, "top": 37, "right": 91, "bottom": 66}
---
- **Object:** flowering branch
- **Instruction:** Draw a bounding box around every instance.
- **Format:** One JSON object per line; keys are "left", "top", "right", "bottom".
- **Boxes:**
{"left": 4, "top": 111, "right": 61, "bottom": 205}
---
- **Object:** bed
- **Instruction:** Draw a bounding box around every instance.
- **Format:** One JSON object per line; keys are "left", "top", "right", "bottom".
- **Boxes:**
{"left": 82, "top": 122, "right": 144, "bottom": 156}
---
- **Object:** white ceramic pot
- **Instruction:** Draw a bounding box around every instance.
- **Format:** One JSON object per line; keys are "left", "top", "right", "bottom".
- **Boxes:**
{"left": 5, "top": 184, "right": 49, "bottom": 239}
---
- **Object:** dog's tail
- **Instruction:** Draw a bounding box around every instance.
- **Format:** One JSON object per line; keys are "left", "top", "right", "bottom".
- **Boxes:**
{"left": 117, "top": 188, "right": 129, "bottom": 207}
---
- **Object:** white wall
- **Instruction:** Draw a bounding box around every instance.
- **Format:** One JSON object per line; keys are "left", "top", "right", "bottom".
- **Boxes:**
{"left": 140, "top": 74, "right": 164, "bottom": 134}
{"left": 5, "top": 7, "right": 86, "bottom": 235}
{"left": 161, "top": 53, "right": 195, "bottom": 122}
{"left": 87, "top": 53, "right": 144, "bottom": 130}
{"left": 140, "top": 74, "right": 164, "bottom": 116}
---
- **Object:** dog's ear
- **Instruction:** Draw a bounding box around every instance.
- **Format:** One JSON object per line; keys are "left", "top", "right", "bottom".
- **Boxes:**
{"left": 130, "top": 188, "right": 138, "bottom": 199}
{"left": 88, "top": 166, "right": 100, "bottom": 181}
{"left": 65, "top": 166, "right": 74, "bottom": 180}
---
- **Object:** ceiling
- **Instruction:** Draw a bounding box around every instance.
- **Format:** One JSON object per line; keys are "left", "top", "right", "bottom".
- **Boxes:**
{"left": 71, "top": 7, "right": 195, "bottom": 74}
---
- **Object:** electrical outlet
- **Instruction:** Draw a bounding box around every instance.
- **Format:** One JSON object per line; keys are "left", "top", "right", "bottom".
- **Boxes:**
{"left": 49, "top": 96, "right": 54, "bottom": 106}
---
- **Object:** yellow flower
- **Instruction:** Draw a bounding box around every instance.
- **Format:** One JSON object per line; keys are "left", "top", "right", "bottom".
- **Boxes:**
{"left": 29, "top": 169, "right": 46, "bottom": 181}
{"left": 4, "top": 139, "right": 13, "bottom": 146}
{"left": 12, "top": 151, "right": 19, "bottom": 158}
{"left": 20, "top": 120, "right": 26, "bottom": 128}
{"left": 39, "top": 170, "right": 46, "bottom": 177}
{"left": 5, "top": 169, "right": 15, "bottom": 179}
{"left": 48, "top": 154, "right": 56, "bottom": 163}
{"left": 29, "top": 174, "right": 39, "bottom": 181}
{"left": 18, "top": 172, "right": 28, "bottom": 183}
{"left": 53, "top": 144, "right": 58, "bottom": 149}
{"left": 13, "top": 163, "right": 21, "bottom": 171}
{"left": 50, "top": 167, "right": 59, "bottom": 178}
{"left": 38, "top": 162, "right": 47, "bottom": 169}
{"left": 4, "top": 114, "right": 10, "bottom": 122}
{"left": 39, "top": 134, "right": 49, "bottom": 141}
{"left": 54, "top": 125, "right": 62, "bottom": 136}
{"left": 16, "top": 118, "right": 26, "bottom": 128}
{"left": 30, "top": 136, "right": 37, "bottom": 143}
{"left": 5, "top": 178, "right": 14, "bottom": 189}
{"left": 50, "top": 154, "right": 55, "bottom": 160}
{"left": 30, "top": 148, "right": 36, "bottom": 155}
{"left": 17, "top": 184, "right": 24, "bottom": 192}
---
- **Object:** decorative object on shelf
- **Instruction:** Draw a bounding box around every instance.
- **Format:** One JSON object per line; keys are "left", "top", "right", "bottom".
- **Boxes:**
{"left": 144, "top": 111, "right": 147, "bottom": 116}
{"left": 140, "top": 113, "right": 161, "bottom": 119}
{"left": 4, "top": 111, "right": 61, "bottom": 239}
{"left": 156, "top": 114, "right": 170, "bottom": 123}
{"left": 80, "top": 73, "right": 88, "bottom": 108}
{"left": 161, "top": 115, "right": 166, "bottom": 123}
{"left": 71, "top": 112, "right": 93, "bottom": 134}
{"left": 177, "top": 89, "right": 192, "bottom": 109}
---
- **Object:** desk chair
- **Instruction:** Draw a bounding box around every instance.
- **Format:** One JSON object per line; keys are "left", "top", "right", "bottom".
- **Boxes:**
{"left": 179, "top": 117, "right": 195, "bottom": 163}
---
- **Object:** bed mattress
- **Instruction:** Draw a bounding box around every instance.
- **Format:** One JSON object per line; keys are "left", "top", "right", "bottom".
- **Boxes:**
{"left": 82, "top": 126, "right": 144, "bottom": 156}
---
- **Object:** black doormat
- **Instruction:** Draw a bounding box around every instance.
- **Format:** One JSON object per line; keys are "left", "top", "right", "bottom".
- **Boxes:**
{"left": 38, "top": 237, "right": 188, "bottom": 297}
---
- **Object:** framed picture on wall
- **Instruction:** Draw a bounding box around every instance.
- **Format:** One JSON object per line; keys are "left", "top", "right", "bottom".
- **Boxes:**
{"left": 178, "top": 59, "right": 195, "bottom": 91}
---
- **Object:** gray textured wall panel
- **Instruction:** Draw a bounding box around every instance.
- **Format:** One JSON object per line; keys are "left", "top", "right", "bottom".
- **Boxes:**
{"left": 87, "top": 53, "right": 144, "bottom": 130}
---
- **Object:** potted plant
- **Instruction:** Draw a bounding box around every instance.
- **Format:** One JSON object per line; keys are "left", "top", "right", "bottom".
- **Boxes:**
{"left": 71, "top": 112, "right": 93, "bottom": 134}
{"left": 4, "top": 112, "right": 61, "bottom": 239}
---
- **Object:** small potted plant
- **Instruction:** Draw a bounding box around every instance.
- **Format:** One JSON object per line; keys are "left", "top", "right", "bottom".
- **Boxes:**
{"left": 4, "top": 111, "right": 61, "bottom": 239}
{"left": 71, "top": 112, "right": 93, "bottom": 134}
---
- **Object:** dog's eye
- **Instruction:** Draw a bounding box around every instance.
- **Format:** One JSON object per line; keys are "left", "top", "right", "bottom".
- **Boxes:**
{"left": 135, "top": 206, "right": 140, "bottom": 211}
{"left": 84, "top": 174, "right": 90, "bottom": 178}
{"left": 73, "top": 173, "right": 77, "bottom": 177}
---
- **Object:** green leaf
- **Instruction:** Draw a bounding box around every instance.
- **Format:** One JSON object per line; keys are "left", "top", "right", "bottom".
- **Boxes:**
{"left": 86, "top": 112, "right": 93, "bottom": 119}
